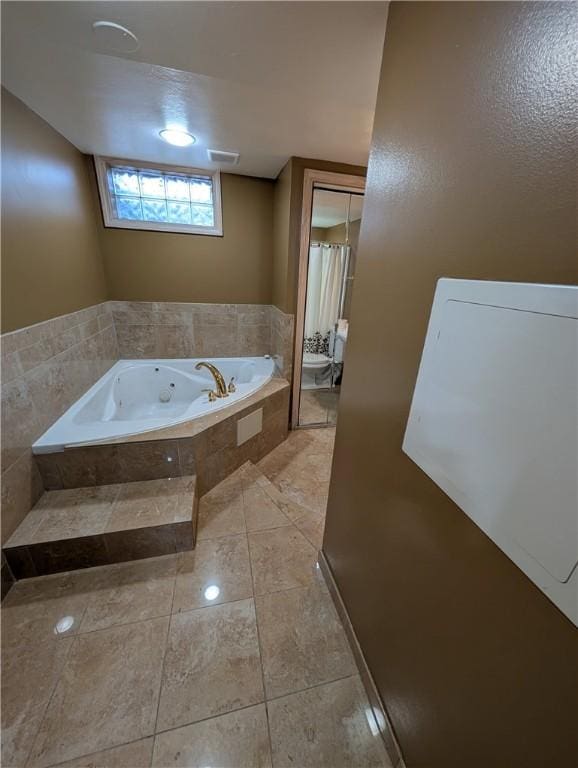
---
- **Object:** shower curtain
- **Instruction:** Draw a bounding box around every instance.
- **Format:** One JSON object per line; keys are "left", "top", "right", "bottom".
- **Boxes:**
{"left": 304, "top": 243, "right": 348, "bottom": 356}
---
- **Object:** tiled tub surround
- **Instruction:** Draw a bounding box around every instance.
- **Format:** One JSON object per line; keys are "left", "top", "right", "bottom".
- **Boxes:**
{"left": 270, "top": 304, "right": 295, "bottom": 381}
{"left": 6, "top": 381, "right": 289, "bottom": 579}
{"left": 35, "top": 379, "right": 290, "bottom": 496}
{"left": 33, "top": 356, "right": 275, "bottom": 451}
{"left": 1, "top": 303, "right": 118, "bottom": 544}
{"left": 112, "top": 300, "right": 294, "bottom": 378}
{"left": 1, "top": 302, "right": 292, "bottom": 522}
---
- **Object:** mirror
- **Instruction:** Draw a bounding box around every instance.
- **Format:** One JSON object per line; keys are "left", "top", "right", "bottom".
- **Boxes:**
{"left": 298, "top": 187, "right": 363, "bottom": 427}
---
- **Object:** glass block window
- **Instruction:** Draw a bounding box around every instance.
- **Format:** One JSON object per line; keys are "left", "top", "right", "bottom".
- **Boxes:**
{"left": 94, "top": 157, "right": 222, "bottom": 236}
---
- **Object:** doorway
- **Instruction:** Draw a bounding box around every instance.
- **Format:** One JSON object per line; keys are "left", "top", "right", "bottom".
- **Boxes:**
{"left": 291, "top": 170, "right": 365, "bottom": 428}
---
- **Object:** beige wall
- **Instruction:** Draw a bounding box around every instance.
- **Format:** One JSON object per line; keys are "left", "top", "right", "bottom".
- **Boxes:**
{"left": 310, "top": 226, "right": 327, "bottom": 242}
{"left": 324, "top": 222, "right": 347, "bottom": 243}
{"left": 271, "top": 157, "right": 366, "bottom": 315}
{"left": 1, "top": 89, "right": 107, "bottom": 333}
{"left": 271, "top": 161, "right": 293, "bottom": 313}
{"left": 324, "top": 3, "right": 577, "bottom": 767}
{"left": 97, "top": 172, "right": 274, "bottom": 305}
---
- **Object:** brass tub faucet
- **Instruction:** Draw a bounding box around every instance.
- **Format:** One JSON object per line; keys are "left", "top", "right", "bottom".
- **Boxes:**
{"left": 195, "top": 361, "right": 228, "bottom": 397}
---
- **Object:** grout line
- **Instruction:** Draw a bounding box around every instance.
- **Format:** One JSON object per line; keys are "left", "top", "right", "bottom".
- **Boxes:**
{"left": 150, "top": 672, "right": 361, "bottom": 741}
{"left": 11, "top": 325, "right": 115, "bottom": 380}
{"left": 1, "top": 301, "right": 110, "bottom": 340}
{"left": 169, "top": 592, "right": 254, "bottom": 619}
{"left": 43, "top": 736, "right": 153, "bottom": 768}
{"left": 151, "top": 557, "right": 178, "bottom": 737}
{"left": 69, "top": 610, "right": 172, "bottom": 640}
{"left": 9, "top": 431, "right": 335, "bottom": 763}
{"left": 152, "top": 698, "right": 268, "bottom": 738}
{"left": 22, "top": 630, "right": 79, "bottom": 768}
{"left": 265, "top": 672, "right": 359, "bottom": 705}
{"left": 242, "top": 493, "right": 274, "bottom": 761}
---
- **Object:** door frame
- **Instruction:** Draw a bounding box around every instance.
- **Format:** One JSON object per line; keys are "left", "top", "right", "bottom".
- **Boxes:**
{"left": 291, "top": 169, "right": 366, "bottom": 429}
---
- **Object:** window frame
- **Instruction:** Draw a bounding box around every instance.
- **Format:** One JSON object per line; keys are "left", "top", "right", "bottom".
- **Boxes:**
{"left": 94, "top": 155, "right": 223, "bottom": 236}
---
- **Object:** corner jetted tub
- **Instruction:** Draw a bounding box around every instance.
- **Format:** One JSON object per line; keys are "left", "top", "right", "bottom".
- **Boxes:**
{"left": 33, "top": 356, "right": 275, "bottom": 453}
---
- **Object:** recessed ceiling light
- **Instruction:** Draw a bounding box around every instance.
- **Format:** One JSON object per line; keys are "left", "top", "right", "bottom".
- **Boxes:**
{"left": 92, "top": 20, "right": 140, "bottom": 54}
{"left": 160, "top": 129, "right": 196, "bottom": 147}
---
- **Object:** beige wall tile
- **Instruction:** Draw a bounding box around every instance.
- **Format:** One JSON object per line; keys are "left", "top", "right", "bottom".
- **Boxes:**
{"left": 116, "top": 324, "right": 157, "bottom": 357}
{"left": 1, "top": 451, "right": 44, "bottom": 544}
{"left": 0, "top": 302, "right": 120, "bottom": 539}
{"left": 154, "top": 325, "right": 194, "bottom": 358}
{"left": 1, "top": 377, "right": 41, "bottom": 470}
{"left": 238, "top": 324, "right": 271, "bottom": 357}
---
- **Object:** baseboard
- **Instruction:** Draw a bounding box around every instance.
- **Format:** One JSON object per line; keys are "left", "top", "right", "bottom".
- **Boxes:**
{"left": 318, "top": 550, "right": 406, "bottom": 768}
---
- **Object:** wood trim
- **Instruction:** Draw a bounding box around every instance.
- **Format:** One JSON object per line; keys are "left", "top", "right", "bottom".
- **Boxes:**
{"left": 291, "top": 169, "right": 366, "bottom": 428}
{"left": 318, "top": 550, "right": 406, "bottom": 768}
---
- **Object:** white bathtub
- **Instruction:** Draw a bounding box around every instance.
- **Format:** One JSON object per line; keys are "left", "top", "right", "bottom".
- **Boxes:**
{"left": 33, "top": 357, "right": 275, "bottom": 453}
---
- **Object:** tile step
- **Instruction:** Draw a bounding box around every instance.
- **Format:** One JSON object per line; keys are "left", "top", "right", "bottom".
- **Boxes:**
{"left": 3, "top": 475, "right": 198, "bottom": 579}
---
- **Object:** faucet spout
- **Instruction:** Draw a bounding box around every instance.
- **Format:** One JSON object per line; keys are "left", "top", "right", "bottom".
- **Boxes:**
{"left": 195, "top": 362, "right": 228, "bottom": 397}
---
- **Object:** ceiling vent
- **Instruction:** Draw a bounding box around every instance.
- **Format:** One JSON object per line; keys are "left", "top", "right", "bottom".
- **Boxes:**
{"left": 207, "top": 149, "right": 240, "bottom": 166}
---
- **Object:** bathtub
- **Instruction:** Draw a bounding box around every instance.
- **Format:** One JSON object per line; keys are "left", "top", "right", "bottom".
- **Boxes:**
{"left": 33, "top": 356, "right": 275, "bottom": 453}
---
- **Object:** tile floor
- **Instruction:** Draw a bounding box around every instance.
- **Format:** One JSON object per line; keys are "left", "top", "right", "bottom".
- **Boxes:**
{"left": 1, "top": 428, "right": 392, "bottom": 768}
{"left": 298, "top": 389, "right": 339, "bottom": 427}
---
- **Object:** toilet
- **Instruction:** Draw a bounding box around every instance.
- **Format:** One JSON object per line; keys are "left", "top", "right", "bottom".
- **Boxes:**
{"left": 301, "top": 324, "right": 348, "bottom": 389}
{"left": 301, "top": 351, "right": 333, "bottom": 388}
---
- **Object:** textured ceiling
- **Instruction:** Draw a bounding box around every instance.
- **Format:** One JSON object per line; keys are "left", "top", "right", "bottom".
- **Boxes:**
{"left": 312, "top": 189, "right": 364, "bottom": 228}
{"left": 1, "top": 1, "right": 387, "bottom": 178}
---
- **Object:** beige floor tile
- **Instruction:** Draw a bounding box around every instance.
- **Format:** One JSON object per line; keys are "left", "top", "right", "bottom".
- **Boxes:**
{"left": 173, "top": 535, "right": 253, "bottom": 612}
{"left": 28, "top": 617, "right": 168, "bottom": 768}
{"left": 294, "top": 508, "right": 326, "bottom": 549}
{"left": 256, "top": 441, "right": 304, "bottom": 483}
{"left": 249, "top": 469, "right": 310, "bottom": 523}
{"left": 256, "top": 577, "right": 356, "bottom": 699}
{"left": 299, "top": 390, "right": 338, "bottom": 426}
{"left": 196, "top": 483, "right": 246, "bottom": 541}
{"left": 1, "top": 570, "right": 92, "bottom": 651}
{"left": 257, "top": 430, "right": 335, "bottom": 517}
{"left": 1, "top": 637, "right": 74, "bottom": 767}
{"left": 306, "top": 452, "right": 334, "bottom": 483}
{"left": 106, "top": 477, "right": 194, "bottom": 532}
{"left": 242, "top": 479, "right": 292, "bottom": 532}
{"left": 267, "top": 676, "right": 391, "bottom": 768}
{"left": 152, "top": 704, "right": 272, "bottom": 768}
{"left": 277, "top": 476, "right": 330, "bottom": 515}
{"left": 248, "top": 526, "right": 318, "bottom": 595}
{"left": 47, "top": 738, "right": 154, "bottom": 767}
{"left": 156, "top": 599, "right": 264, "bottom": 732}
{"left": 79, "top": 556, "right": 177, "bottom": 633}
{"left": 307, "top": 427, "right": 336, "bottom": 454}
